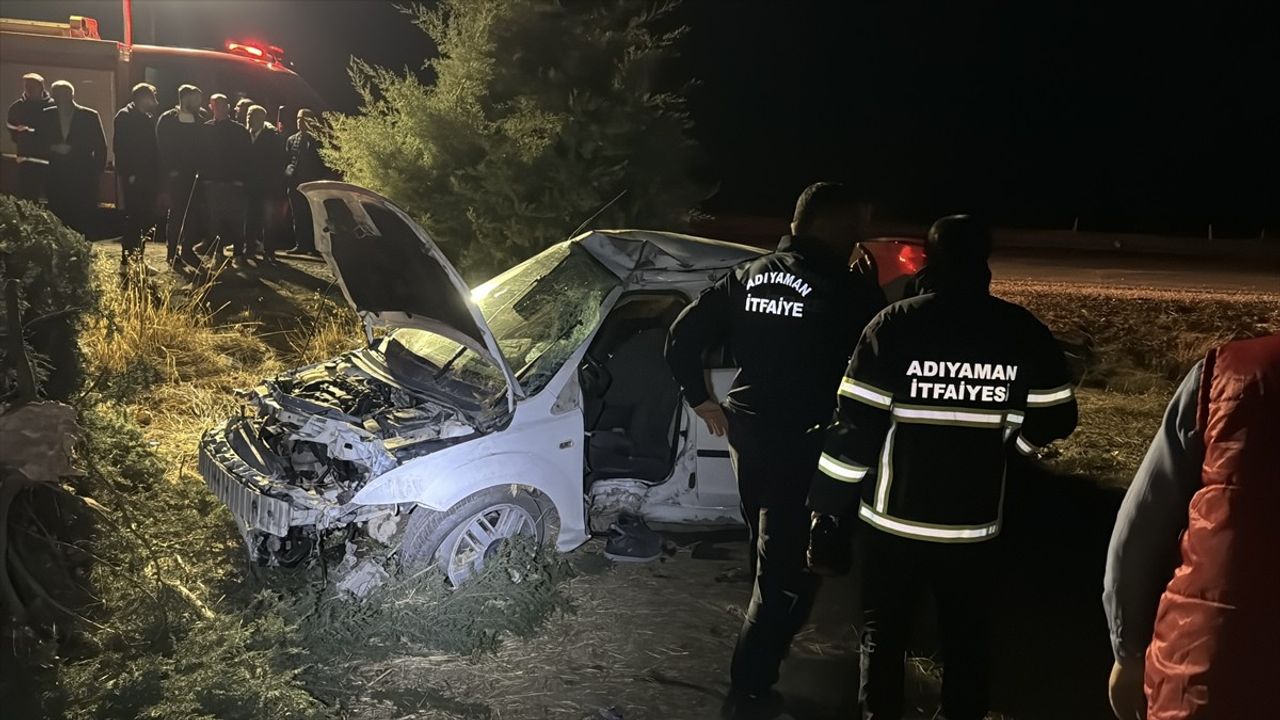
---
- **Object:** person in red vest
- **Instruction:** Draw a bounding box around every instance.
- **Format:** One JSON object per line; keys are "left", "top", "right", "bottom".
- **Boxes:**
{"left": 1103, "top": 333, "right": 1280, "bottom": 720}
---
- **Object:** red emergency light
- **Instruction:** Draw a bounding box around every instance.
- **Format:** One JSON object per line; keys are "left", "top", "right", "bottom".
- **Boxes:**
{"left": 225, "top": 40, "right": 285, "bottom": 64}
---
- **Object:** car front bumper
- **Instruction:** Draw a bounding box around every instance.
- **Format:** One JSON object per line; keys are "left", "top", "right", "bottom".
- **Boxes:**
{"left": 199, "top": 428, "right": 295, "bottom": 538}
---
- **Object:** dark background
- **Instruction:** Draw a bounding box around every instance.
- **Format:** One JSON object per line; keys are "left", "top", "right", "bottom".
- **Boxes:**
{"left": 7, "top": 0, "right": 1277, "bottom": 235}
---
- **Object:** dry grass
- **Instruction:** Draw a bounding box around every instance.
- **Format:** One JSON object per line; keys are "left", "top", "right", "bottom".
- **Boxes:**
{"left": 993, "top": 280, "right": 1280, "bottom": 485}
{"left": 994, "top": 281, "right": 1279, "bottom": 392}
{"left": 285, "top": 292, "right": 365, "bottom": 365}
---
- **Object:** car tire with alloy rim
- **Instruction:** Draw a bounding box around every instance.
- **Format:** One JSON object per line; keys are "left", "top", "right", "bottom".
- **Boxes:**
{"left": 399, "top": 487, "right": 554, "bottom": 587}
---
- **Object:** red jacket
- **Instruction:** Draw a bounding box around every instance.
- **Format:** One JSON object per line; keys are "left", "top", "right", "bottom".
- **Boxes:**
{"left": 1145, "top": 334, "right": 1280, "bottom": 720}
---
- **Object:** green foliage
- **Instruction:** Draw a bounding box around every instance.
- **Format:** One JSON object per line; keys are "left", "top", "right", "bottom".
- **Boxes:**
{"left": 52, "top": 406, "right": 326, "bottom": 720}
{"left": 284, "top": 535, "right": 574, "bottom": 712}
{"left": 294, "top": 536, "right": 573, "bottom": 660}
{"left": 0, "top": 196, "right": 96, "bottom": 400}
{"left": 323, "top": 0, "right": 709, "bottom": 279}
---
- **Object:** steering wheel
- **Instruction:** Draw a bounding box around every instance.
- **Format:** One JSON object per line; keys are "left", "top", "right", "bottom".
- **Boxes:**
{"left": 579, "top": 352, "right": 613, "bottom": 397}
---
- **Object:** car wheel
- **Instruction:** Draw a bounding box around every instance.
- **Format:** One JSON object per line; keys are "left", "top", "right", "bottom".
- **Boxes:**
{"left": 399, "top": 487, "right": 552, "bottom": 586}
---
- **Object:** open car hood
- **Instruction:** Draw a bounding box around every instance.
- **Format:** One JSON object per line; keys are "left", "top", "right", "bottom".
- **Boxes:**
{"left": 299, "top": 182, "right": 522, "bottom": 410}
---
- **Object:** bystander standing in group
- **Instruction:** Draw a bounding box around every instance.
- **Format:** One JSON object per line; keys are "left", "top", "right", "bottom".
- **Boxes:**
{"left": 5, "top": 72, "right": 53, "bottom": 202}
{"left": 35, "top": 80, "right": 107, "bottom": 233}
{"left": 233, "top": 97, "right": 254, "bottom": 125}
{"left": 199, "top": 93, "right": 251, "bottom": 261}
{"left": 284, "top": 108, "right": 333, "bottom": 255}
{"left": 113, "top": 83, "right": 160, "bottom": 265}
{"left": 156, "top": 84, "right": 209, "bottom": 266}
{"left": 244, "top": 104, "right": 287, "bottom": 262}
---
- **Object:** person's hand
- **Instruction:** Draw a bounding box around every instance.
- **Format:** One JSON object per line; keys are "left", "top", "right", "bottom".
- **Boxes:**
{"left": 692, "top": 400, "right": 728, "bottom": 437}
{"left": 807, "top": 512, "right": 853, "bottom": 576}
{"left": 127, "top": 175, "right": 136, "bottom": 185}
{"left": 1108, "top": 658, "right": 1147, "bottom": 720}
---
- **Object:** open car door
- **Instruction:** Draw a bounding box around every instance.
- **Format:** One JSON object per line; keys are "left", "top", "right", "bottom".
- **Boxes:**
{"left": 299, "top": 181, "right": 523, "bottom": 411}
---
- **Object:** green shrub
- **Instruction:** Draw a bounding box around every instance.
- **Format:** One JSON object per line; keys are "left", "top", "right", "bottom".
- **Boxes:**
{"left": 52, "top": 407, "right": 327, "bottom": 720}
{"left": 0, "top": 196, "right": 96, "bottom": 400}
{"left": 323, "top": 0, "right": 709, "bottom": 280}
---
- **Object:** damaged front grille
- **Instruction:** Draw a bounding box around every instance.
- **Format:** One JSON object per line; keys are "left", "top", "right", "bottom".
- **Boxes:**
{"left": 200, "top": 441, "right": 293, "bottom": 537}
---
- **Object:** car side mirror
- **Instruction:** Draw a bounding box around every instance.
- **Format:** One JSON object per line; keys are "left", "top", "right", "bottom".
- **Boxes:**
{"left": 579, "top": 355, "right": 613, "bottom": 398}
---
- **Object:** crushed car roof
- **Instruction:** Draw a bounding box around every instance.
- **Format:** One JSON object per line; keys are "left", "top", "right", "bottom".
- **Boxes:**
{"left": 574, "top": 229, "right": 765, "bottom": 278}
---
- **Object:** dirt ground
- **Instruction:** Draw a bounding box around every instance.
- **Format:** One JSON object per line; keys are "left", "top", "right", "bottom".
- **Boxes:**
{"left": 321, "top": 460, "right": 1119, "bottom": 720}
{"left": 120, "top": 242, "right": 1277, "bottom": 719}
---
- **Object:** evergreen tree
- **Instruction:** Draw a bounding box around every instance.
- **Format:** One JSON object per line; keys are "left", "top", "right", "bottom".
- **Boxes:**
{"left": 323, "top": 0, "right": 709, "bottom": 280}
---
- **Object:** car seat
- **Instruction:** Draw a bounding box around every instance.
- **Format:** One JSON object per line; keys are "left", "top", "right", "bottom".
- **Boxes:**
{"left": 587, "top": 327, "right": 683, "bottom": 483}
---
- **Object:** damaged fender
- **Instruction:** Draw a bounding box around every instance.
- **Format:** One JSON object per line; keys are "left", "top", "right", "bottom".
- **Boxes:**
{"left": 352, "top": 435, "right": 588, "bottom": 552}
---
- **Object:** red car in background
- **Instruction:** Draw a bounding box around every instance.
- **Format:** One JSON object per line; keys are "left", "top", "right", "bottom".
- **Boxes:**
{"left": 857, "top": 236, "right": 927, "bottom": 302}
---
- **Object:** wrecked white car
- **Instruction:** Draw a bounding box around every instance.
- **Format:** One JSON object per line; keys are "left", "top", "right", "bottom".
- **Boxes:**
{"left": 201, "top": 182, "right": 766, "bottom": 584}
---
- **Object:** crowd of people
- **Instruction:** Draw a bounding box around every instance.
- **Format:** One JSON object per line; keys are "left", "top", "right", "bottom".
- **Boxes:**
{"left": 5, "top": 72, "right": 334, "bottom": 268}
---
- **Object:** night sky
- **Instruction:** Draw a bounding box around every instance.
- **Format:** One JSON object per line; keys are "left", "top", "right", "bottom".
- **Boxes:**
{"left": 7, "top": 0, "right": 1277, "bottom": 235}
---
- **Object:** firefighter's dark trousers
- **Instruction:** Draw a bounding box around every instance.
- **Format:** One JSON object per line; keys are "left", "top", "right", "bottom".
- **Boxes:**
{"left": 726, "top": 413, "right": 824, "bottom": 695}
{"left": 856, "top": 528, "right": 997, "bottom": 720}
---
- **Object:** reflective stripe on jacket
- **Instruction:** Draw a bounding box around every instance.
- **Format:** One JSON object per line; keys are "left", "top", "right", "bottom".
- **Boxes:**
{"left": 808, "top": 284, "right": 1078, "bottom": 542}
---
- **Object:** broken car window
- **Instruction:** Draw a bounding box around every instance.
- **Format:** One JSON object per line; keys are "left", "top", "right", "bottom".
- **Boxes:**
{"left": 390, "top": 244, "right": 619, "bottom": 397}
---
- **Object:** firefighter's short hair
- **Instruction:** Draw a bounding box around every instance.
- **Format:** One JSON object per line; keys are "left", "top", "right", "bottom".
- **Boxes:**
{"left": 50, "top": 80, "right": 74, "bottom": 95}
{"left": 927, "top": 214, "right": 992, "bottom": 263}
{"left": 22, "top": 72, "right": 45, "bottom": 84}
{"left": 792, "top": 182, "right": 866, "bottom": 234}
{"left": 178, "top": 84, "right": 202, "bottom": 101}
{"left": 131, "top": 82, "right": 156, "bottom": 99}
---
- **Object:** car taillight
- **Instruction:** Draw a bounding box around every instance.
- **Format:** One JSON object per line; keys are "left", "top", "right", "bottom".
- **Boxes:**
{"left": 896, "top": 244, "right": 926, "bottom": 276}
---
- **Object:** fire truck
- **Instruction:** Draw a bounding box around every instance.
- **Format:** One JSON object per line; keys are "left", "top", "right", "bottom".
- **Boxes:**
{"left": 0, "top": 14, "right": 324, "bottom": 204}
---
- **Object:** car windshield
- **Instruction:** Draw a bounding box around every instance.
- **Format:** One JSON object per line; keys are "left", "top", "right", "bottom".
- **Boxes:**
{"left": 386, "top": 243, "right": 620, "bottom": 400}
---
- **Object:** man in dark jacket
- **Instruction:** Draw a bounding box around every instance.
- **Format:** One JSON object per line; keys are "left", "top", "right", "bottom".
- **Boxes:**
{"left": 35, "top": 81, "right": 107, "bottom": 233}
{"left": 284, "top": 108, "right": 332, "bottom": 254}
{"left": 113, "top": 83, "right": 160, "bottom": 262}
{"left": 808, "top": 215, "right": 1079, "bottom": 720}
{"left": 244, "top": 104, "right": 287, "bottom": 261}
{"left": 199, "top": 93, "right": 251, "bottom": 260}
{"left": 666, "top": 182, "right": 885, "bottom": 719}
{"left": 156, "top": 84, "right": 210, "bottom": 265}
{"left": 6, "top": 72, "right": 54, "bottom": 201}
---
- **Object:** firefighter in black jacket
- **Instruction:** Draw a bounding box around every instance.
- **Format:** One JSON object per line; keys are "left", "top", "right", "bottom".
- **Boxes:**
{"left": 113, "top": 83, "right": 160, "bottom": 262}
{"left": 666, "top": 182, "right": 885, "bottom": 719}
{"left": 808, "top": 215, "right": 1079, "bottom": 720}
